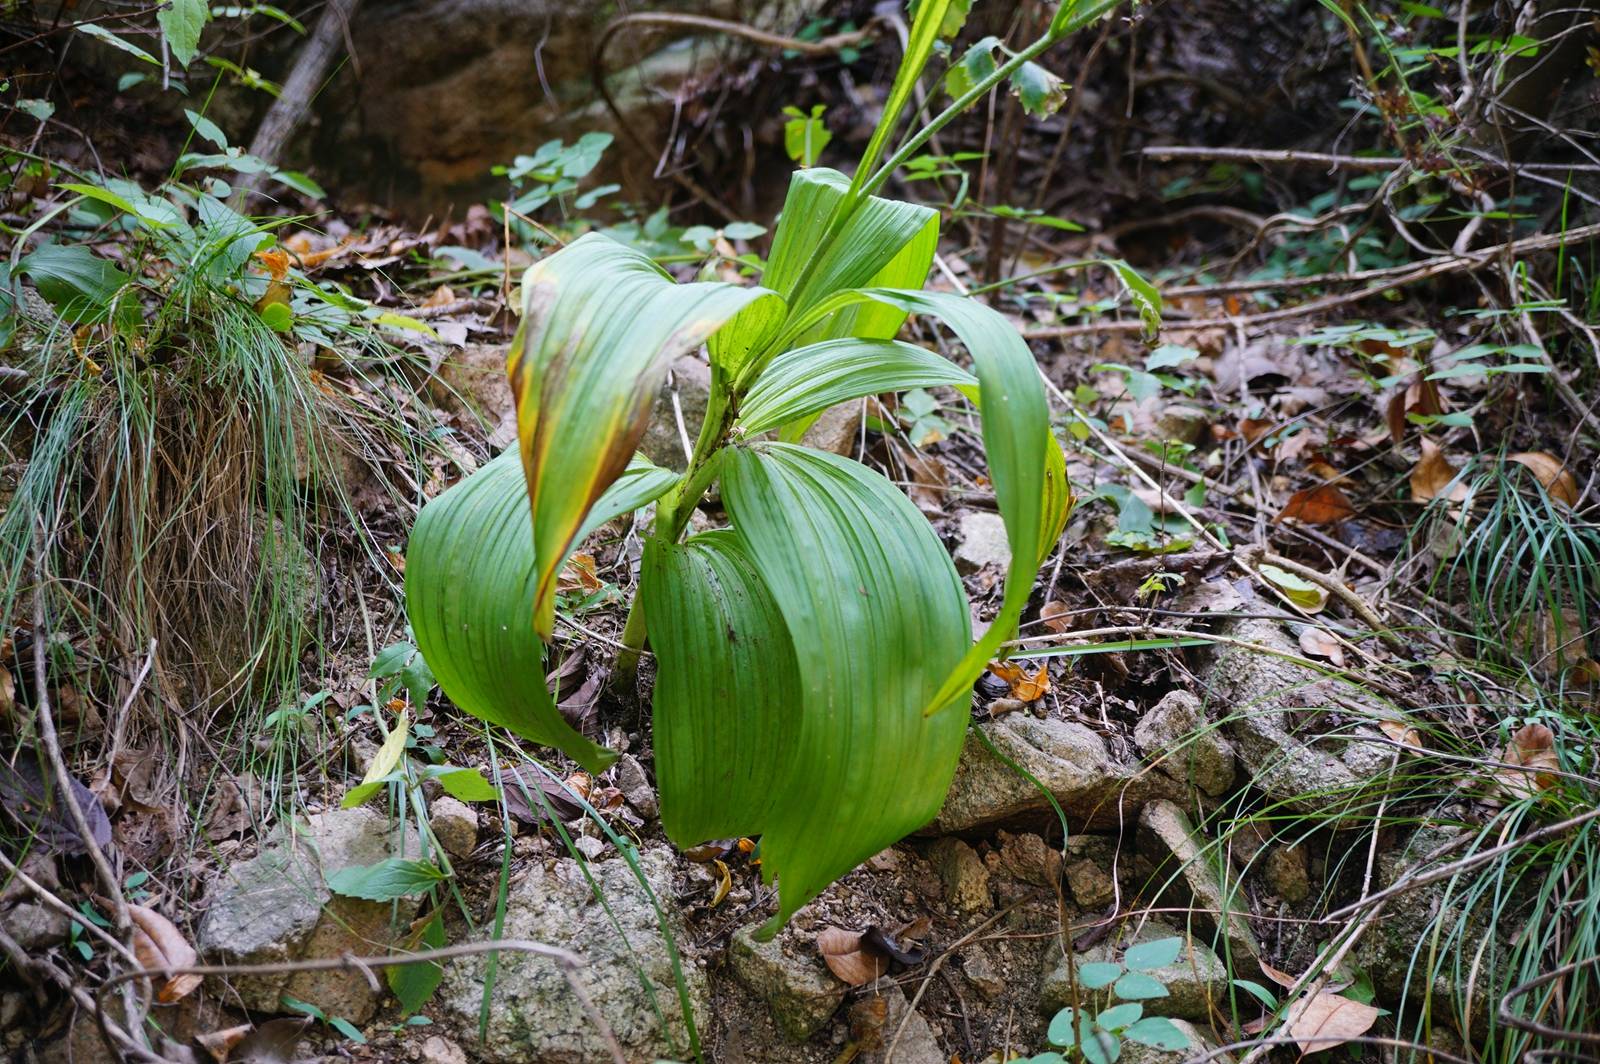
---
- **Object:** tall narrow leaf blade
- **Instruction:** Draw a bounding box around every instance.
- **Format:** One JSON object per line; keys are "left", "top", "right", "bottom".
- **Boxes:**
{"left": 722, "top": 444, "right": 971, "bottom": 933}
{"left": 511, "top": 233, "right": 779, "bottom": 638}
{"left": 642, "top": 531, "right": 801, "bottom": 846}
{"left": 404, "top": 451, "right": 619, "bottom": 773}
{"left": 854, "top": 0, "right": 960, "bottom": 182}
{"left": 736, "top": 339, "right": 976, "bottom": 437}
{"left": 853, "top": 289, "right": 1055, "bottom": 713}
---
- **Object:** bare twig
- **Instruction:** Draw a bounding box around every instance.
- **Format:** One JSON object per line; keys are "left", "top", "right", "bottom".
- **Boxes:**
{"left": 232, "top": 0, "right": 363, "bottom": 204}
{"left": 1024, "top": 220, "right": 1600, "bottom": 339}
{"left": 1141, "top": 144, "right": 1600, "bottom": 173}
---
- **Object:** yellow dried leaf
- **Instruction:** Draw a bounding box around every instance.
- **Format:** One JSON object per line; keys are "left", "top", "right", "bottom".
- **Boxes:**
{"left": 1409, "top": 439, "right": 1469, "bottom": 503}
{"left": 1258, "top": 564, "right": 1329, "bottom": 613}
{"left": 1508, "top": 452, "right": 1578, "bottom": 506}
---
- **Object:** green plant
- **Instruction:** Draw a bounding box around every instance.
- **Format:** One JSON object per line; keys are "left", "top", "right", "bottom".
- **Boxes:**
{"left": 405, "top": 0, "right": 1132, "bottom": 936}
{"left": 0, "top": 114, "right": 442, "bottom": 812}
{"left": 1028, "top": 937, "right": 1192, "bottom": 1064}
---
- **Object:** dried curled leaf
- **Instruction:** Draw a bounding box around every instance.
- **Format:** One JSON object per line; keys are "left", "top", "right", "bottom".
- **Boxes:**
{"left": 988, "top": 660, "right": 1050, "bottom": 702}
{"left": 1496, "top": 722, "right": 1559, "bottom": 800}
{"left": 126, "top": 901, "right": 202, "bottom": 1002}
{"left": 1409, "top": 439, "right": 1468, "bottom": 503}
{"left": 1508, "top": 452, "right": 1578, "bottom": 506}
{"left": 1276, "top": 483, "right": 1356, "bottom": 526}
{"left": 1297, "top": 627, "right": 1344, "bottom": 667}
{"left": 817, "top": 926, "right": 890, "bottom": 986}
{"left": 1285, "top": 989, "right": 1382, "bottom": 1052}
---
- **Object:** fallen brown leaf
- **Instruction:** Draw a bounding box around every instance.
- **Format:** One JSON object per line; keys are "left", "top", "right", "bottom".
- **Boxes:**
{"left": 1378, "top": 718, "right": 1425, "bottom": 751}
{"left": 817, "top": 926, "right": 890, "bottom": 986}
{"left": 1497, "top": 722, "right": 1560, "bottom": 799}
{"left": 1409, "top": 439, "right": 1469, "bottom": 503}
{"left": 125, "top": 901, "right": 202, "bottom": 1002}
{"left": 196, "top": 1024, "right": 253, "bottom": 1063}
{"left": 1297, "top": 627, "right": 1345, "bottom": 667}
{"left": 1508, "top": 452, "right": 1578, "bottom": 506}
{"left": 1276, "top": 483, "right": 1357, "bottom": 526}
{"left": 1285, "top": 988, "right": 1382, "bottom": 1052}
{"left": 988, "top": 661, "right": 1050, "bottom": 702}
{"left": 1039, "top": 600, "right": 1071, "bottom": 634}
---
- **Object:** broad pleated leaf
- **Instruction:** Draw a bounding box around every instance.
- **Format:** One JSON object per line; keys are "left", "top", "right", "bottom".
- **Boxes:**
{"left": 578, "top": 453, "right": 679, "bottom": 543}
{"left": 852, "top": 288, "right": 1054, "bottom": 714}
{"left": 642, "top": 530, "right": 800, "bottom": 846}
{"left": 735, "top": 338, "right": 976, "bottom": 437}
{"left": 721, "top": 444, "right": 970, "bottom": 933}
{"left": 759, "top": 170, "right": 940, "bottom": 359}
{"left": 510, "top": 233, "right": 779, "bottom": 638}
{"left": 406, "top": 450, "right": 674, "bottom": 773}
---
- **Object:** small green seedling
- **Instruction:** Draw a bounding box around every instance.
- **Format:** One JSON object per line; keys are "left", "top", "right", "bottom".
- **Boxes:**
{"left": 1030, "top": 936, "right": 1192, "bottom": 1064}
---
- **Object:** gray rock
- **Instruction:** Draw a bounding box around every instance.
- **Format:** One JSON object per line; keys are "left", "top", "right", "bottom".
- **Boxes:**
{"left": 639, "top": 355, "right": 710, "bottom": 471}
{"left": 930, "top": 716, "right": 1181, "bottom": 835}
{"left": 432, "top": 342, "right": 518, "bottom": 450}
{"left": 927, "top": 838, "right": 991, "bottom": 916}
{"left": 801, "top": 402, "right": 865, "bottom": 457}
{"left": 1204, "top": 618, "right": 1393, "bottom": 822}
{"left": 421, "top": 1035, "right": 470, "bottom": 1064}
{"left": 1139, "top": 801, "right": 1260, "bottom": 961}
{"left": 1133, "top": 690, "right": 1237, "bottom": 797}
{"left": 1041, "top": 920, "right": 1228, "bottom": 1022}
{"left": 1064, "top": 858, "right": 1117, "bottom": 909}
{"left": 615, "top": 754, "right": 658, "bottom": 820}
{"left": 429, "top": 796, "right": 479, "bottom": 859}
{"left": 436, "top": 847, "right": 706, "bottom": 1063}
{"left": 1259, "top": 844, "right": 1310, "bottom": 903}
{"left": 1354, "top": 823, "right": 1496, "bottom": 1030}
{"left": 859, "top": 985, "right": 945, "bottom": 1064}
{"left": 963, "top": 944, "right": 1007, "bottom": 1000}
{"left": 1155, "top": 404, "right": 1211, "bottom": 446}
{"left": 196, "top": 807, "right": 422, "bottom": 1023}
{"left": 953, "top": 511, "right": 1011, "bottom": 573}
{"left": 729, "top": 925, "right": 844, "bottom": 1041}
{"left": 2, "top": 901, "right": 70, "bottom": 950}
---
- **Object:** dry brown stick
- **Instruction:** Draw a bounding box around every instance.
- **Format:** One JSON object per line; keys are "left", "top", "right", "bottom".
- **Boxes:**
{"left": 591, "top": 12, "right": 880, "bottom": 221}
{"left": 1024, "top": 219, "right": 1600, "bottom": 340}
{"left": 232, "top": 0, "right": 362, "bottom": 204}
{"left": 884, "top": 905, "right": 1018, "bottom": 1062}
{"left": 1239, "top": 545, "right": 1406, "bottom": 652}
{"left": 31, "top": 526, "right": 127, "bottom": 935}
{"left": 1025, "top": 220, "right": 1600, "bottom": 338}
{"left": 1142, "top": 145, "right": 1411, "bottom": 169}
{"left": 1141, "top": 144, "right": 1600, "bottom": 173}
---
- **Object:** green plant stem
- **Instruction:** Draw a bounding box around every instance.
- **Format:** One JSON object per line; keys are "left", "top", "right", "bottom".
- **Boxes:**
{"left": 617, "top": 2, "right": 1116, "bottom": 665}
